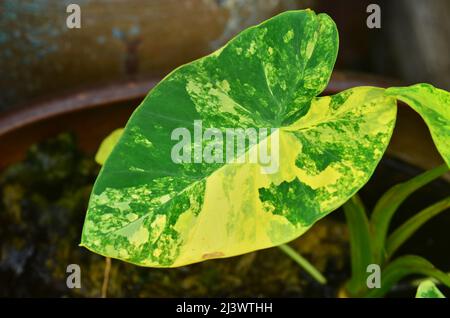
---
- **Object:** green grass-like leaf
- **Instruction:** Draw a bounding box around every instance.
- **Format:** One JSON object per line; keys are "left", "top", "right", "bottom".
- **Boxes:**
{"left": 366, "top": 255, "right": 450, "bottom": 298}
{"left": 370, "top": 164, "right": 449, "bottom": 263}
{"left": 343, "top": 195, "right": 374, "bottom": 296}
{"left": 386, "top": 196, "right": 450, "bottom": 259}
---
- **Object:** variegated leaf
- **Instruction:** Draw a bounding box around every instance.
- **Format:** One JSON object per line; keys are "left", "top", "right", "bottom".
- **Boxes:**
{"left": 80, "top": 10, "right": 397, "bottom": 267}
{"left": 387, "top": 84, "right": 450, "bottom": 167}
{"left": 95, "top": 128, "right": 124, "bottom": 166}
{"left": 416, "top": 280, "right": 446, "bottom": 298}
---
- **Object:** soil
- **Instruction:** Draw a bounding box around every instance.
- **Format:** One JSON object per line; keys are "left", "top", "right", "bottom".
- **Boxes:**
{"left": 0, "top": 133, "right": 448, "bottom": 297}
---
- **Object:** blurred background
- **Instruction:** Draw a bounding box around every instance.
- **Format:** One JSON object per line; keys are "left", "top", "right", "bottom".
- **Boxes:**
{"left": 1, "top": 0, "right": 449, "bottom": 111}
{"left": 0, "top": 0, "right": 449, "bottom": 298}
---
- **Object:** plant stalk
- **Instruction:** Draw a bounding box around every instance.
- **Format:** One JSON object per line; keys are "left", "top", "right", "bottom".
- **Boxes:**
{"left": 278, "top": 243, "right": 327, "bottom": 285}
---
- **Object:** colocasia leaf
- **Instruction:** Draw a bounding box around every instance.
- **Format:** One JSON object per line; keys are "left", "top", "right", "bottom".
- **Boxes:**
{"left": 80, "top": 10, "right": 397, "bottom": 267}
{"left": 387, "top": 84, "right": 450, "bottom": 167}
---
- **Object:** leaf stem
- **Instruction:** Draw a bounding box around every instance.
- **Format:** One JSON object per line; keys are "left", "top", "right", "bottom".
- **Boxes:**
{"left": 278, "top": 244, "right": 327, "bottom": 285}
{"left": 101, "top": 257, "right": 112, "bottom": 298}
{"left": 343, "top": 195, "right": 373, "bottom": 296}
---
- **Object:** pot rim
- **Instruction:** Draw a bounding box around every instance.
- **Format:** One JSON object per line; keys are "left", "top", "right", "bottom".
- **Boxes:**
{"left": 1, "top": 70, "right": 446, "bottom": 178}
{"left": 0, "top": 71, "right": 401, "bottom": 136}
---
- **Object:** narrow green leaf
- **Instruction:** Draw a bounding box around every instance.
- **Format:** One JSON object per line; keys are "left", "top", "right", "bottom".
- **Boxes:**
{"left": 387, "top": 84, "right": 450, "bottom": 167}
{"left": 343, "top": 195, "right": 374, "bottom": 296}
{"left": 416, "top": 280, "right": 446, "bottom": 298}
{"left": 278, "top": 243, "right": 326, "bottom": 285}
{"left": 81, "top": 10, "right": 397, "bottom": 267}
{"left": 95, "top": 129, "right": 124, "bottom": 166}
{"left": 386, "top": 196, "right": 450, "bottom": 259}
{"left": 370, "top": 164, "right": 449, "bottom": 264}
{"left": 366, "top": 255, "right": 450, "bottom": 298}
{"left": 412, "top": 272, "right": 450, "bottom": 287}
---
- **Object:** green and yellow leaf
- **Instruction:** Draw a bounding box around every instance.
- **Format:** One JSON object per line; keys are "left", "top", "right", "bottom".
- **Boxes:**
{"left": 387, "top": 84, "right": 450, "bottom": 167}
{"left": 80, "top": 10, "right": 398, "bottom": 267}
{"left": 95, "top": 128, "right": 124, "bottom": 165}
{"left": 416, "top": 280, "right": 446, "bottom": 298}
{"left": 386, "top": 196, "right": 450, "bottom": 259}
